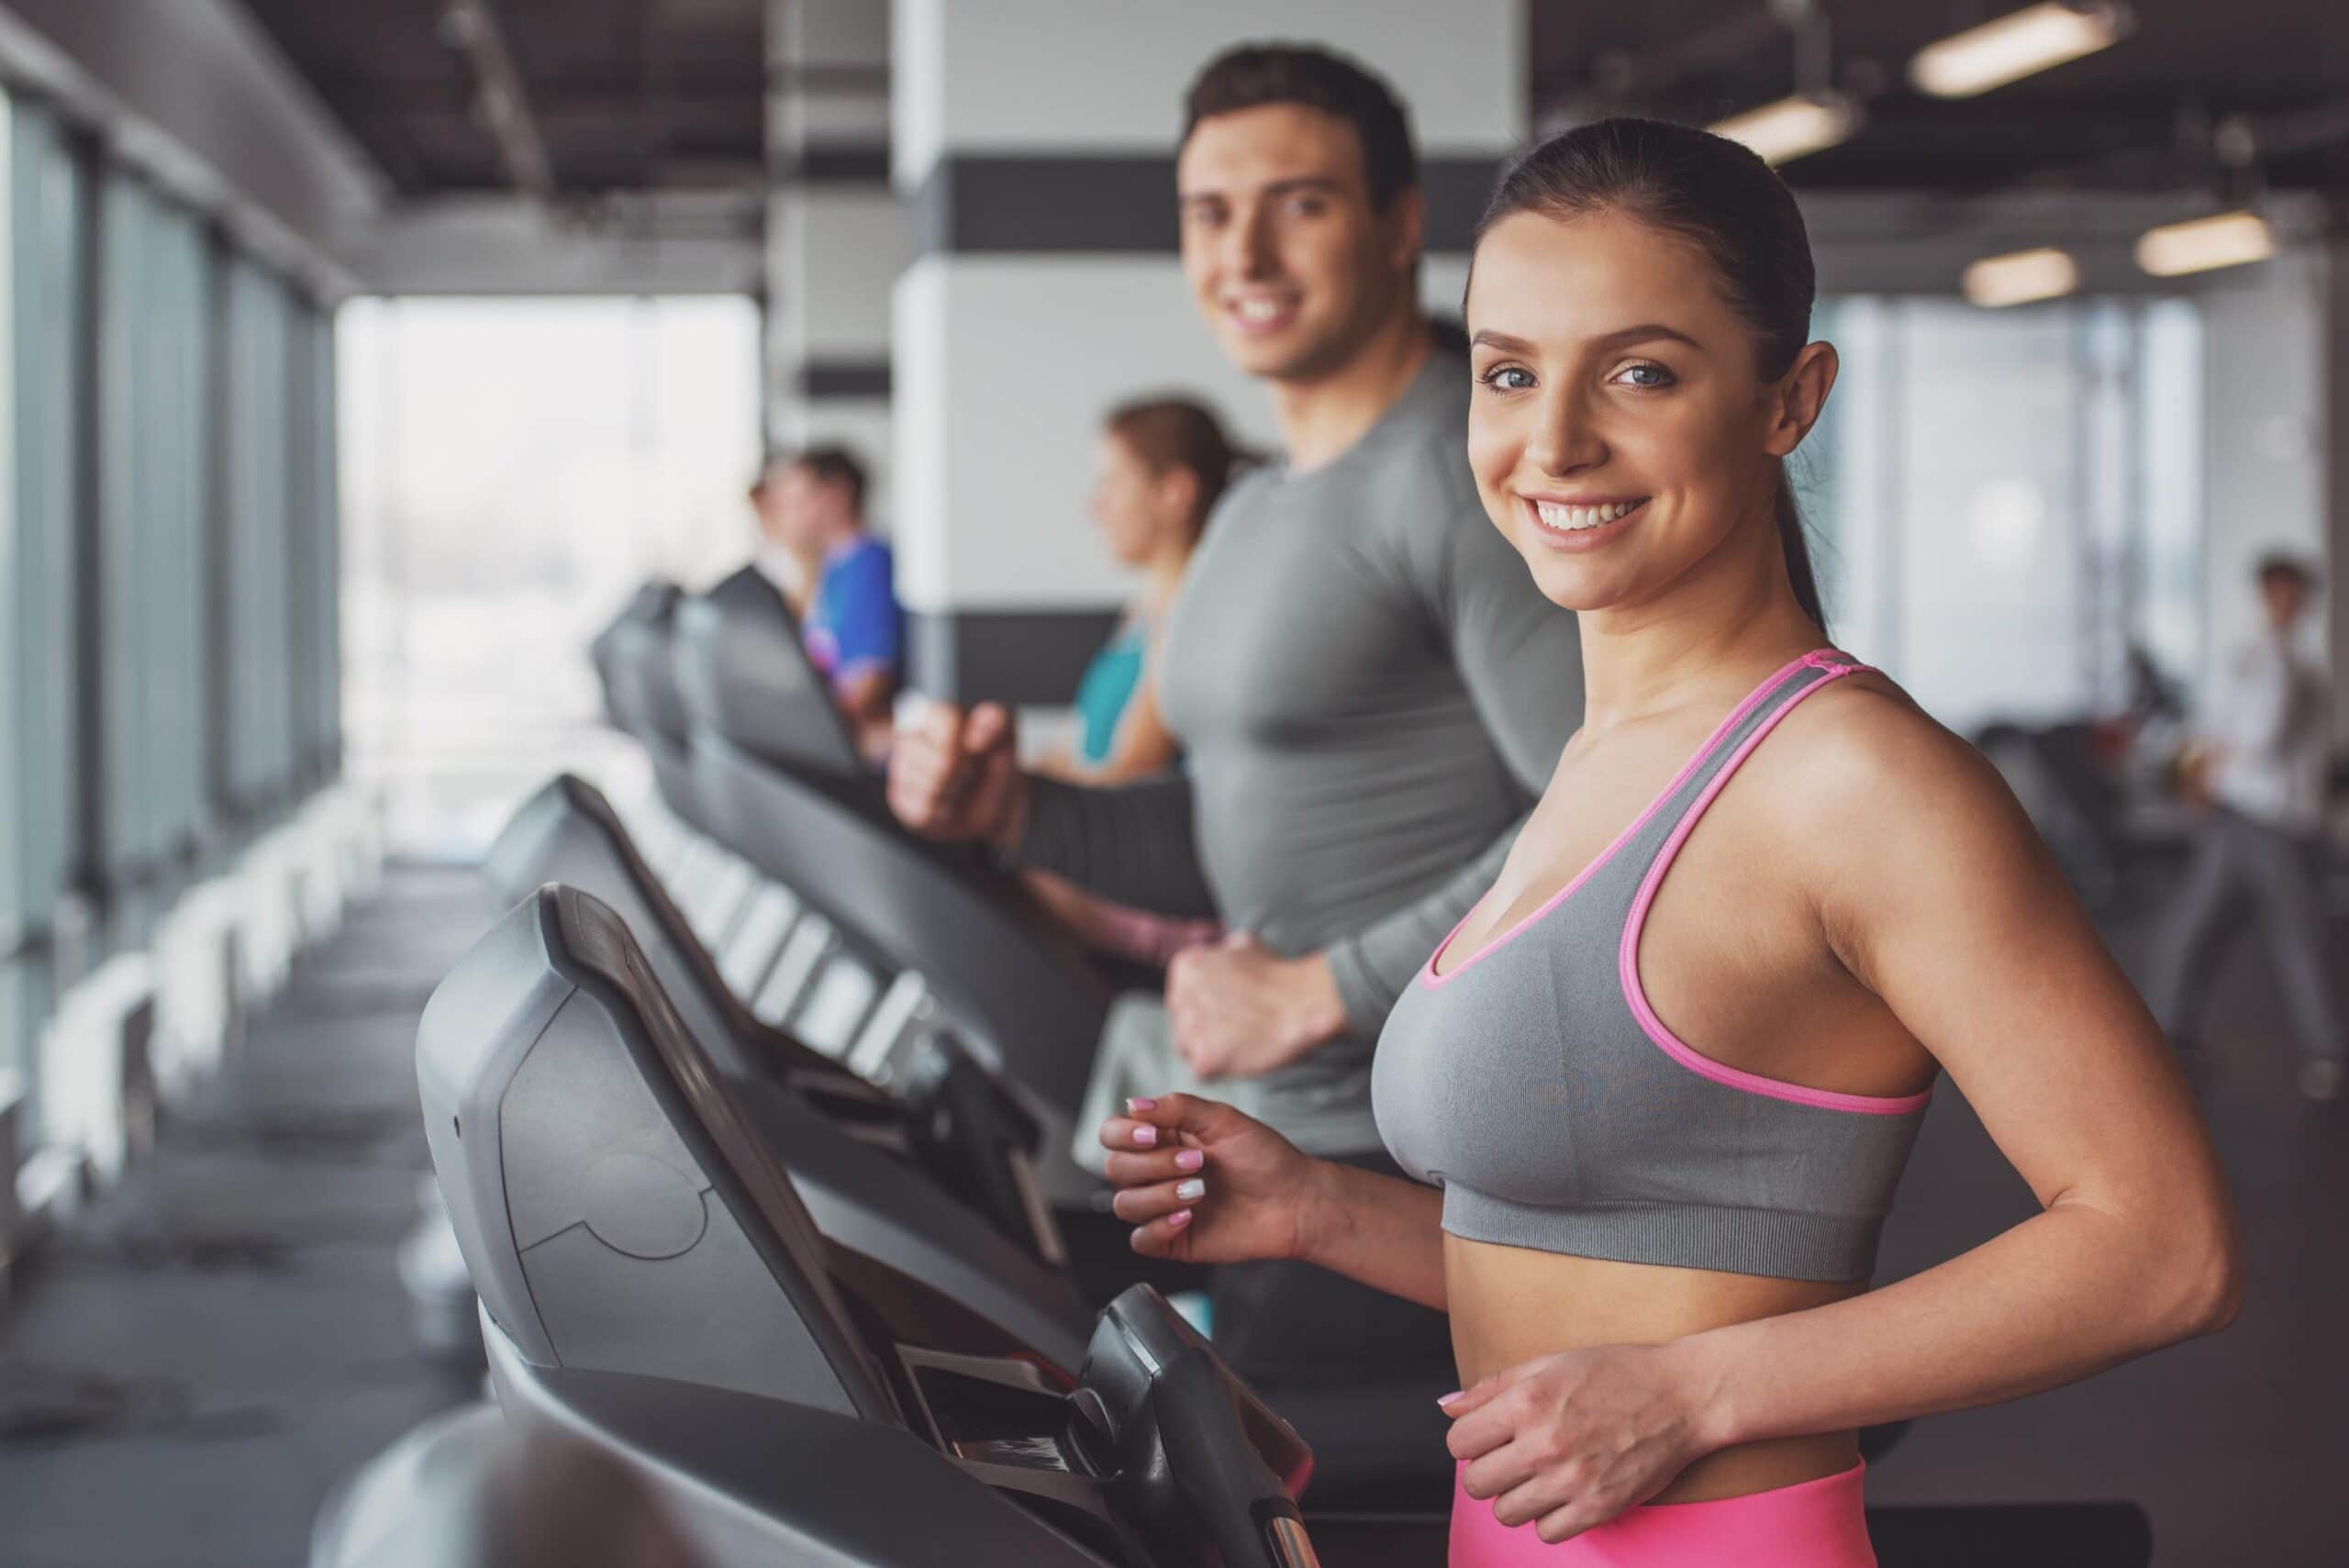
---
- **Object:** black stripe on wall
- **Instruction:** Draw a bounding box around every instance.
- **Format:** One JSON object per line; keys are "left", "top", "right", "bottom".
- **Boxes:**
{"left": 771, "top": 143, "right": 893, "bottom": 185}
{"left": 799, "top": 358, "right": 893, "bottom": 399}
{"left": 912, "top": 154, "right": 1501, "bottom": 257}
{"left": 907, "top": 606, "right": 1123, "bottom": 707}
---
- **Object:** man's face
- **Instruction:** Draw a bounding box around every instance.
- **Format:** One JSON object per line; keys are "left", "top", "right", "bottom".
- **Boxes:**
{"left": 2262, "top": 572, "right": 2311, "bottom": 631}
{"left": 776, "top": 463, "right": 853, "bottom": 549}
{"left": 1176, "top": 104, "right": 1421, "bottom": 384}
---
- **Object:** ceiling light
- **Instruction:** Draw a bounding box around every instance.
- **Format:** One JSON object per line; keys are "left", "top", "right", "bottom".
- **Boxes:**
{"left": 1961, "top": 248, "right": 2080, "bottom": 307}
{"left": 1909, "top": 3, "right": 2131, "bottom": 99}
{"left": 1709, "top": 94, "right": 1860, "bottom": 166}
{"left": 2134, "top": 211, "right": 2276, "bottom": 277}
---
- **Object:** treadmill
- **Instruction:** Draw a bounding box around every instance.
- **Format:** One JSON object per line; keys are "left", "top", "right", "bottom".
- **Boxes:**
{"left": 373, "top": 884, "right": 1405, "bottom": 1566}
{"left": 672, "top": 567, "right": 1115, "bottom": 1144}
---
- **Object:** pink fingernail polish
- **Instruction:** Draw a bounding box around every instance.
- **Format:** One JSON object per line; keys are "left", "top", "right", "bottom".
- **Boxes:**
{"left": 1168, "top": 1209, "right": 1193, "bottom": 1229}
{"left": 1174, "top": 1149, "right": 1204, "bottom": 1172}
{"left": 1133, "top": 1126, "right": 1158, "bottom": 1148}
{"left": 1437, "top": 1391, "right": 1464, "bottom": 1407}
{"left": 1127, "top": 1097, "right": 1157, "bottom": 1112}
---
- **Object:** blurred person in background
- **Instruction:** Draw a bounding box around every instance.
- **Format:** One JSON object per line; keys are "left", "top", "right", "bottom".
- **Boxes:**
{"left": 890, "top": 43, "right": 1583, "bottom": 1381}
{"left": 1026, "top": 396, "right": 1244, "bottom": 970}
{"left": 2148, "top": 553, "right": 2343, "bottom": 1102}
{"left": 754, "top": 445, "right": 903, "bottom": 762}
{"left": 748, "top": 454, "right": 820, "bottom": 617}
{"left": 1035, "top": 395, "right": 1246, "bottom": 785}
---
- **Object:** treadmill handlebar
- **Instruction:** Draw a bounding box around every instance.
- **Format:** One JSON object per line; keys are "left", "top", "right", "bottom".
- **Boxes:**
{"left": 1077, "top": 1287, "right": 1317, "bottom": 1568}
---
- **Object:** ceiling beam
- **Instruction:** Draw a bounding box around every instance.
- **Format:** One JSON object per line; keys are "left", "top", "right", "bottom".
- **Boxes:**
{"left": 439, "top": 0, "right": 555, "bottom": 199}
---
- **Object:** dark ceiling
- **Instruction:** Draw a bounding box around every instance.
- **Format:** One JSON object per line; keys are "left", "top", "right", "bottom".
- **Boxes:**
{"left": 1531, "top": 0, "right": 2349, "bottom": 195}
{"left": 239, "top": 2, "right": 2346, "bottom": 202}
{"left": 239, "top": 0, "right": 766, "bottom": 196}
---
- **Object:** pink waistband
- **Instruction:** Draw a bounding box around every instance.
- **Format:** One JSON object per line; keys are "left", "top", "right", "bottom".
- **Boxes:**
{"left": 1449, "top": 1461, "right": 1876, "bottom": 1566}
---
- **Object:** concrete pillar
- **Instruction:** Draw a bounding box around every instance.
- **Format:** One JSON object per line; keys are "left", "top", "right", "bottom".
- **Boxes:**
{"left": 766, "top": 0, "right": 904, "bottom": 519}
{"left": 889, "top": 0, "right": 1525, "bottom": 702}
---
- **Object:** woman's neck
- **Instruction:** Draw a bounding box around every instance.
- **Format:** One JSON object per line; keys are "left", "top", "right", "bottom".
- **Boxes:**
{"left": 1137, "top": 542, "right": 1194, "bottom": 619}
{"left": 1575, "top": 500, "right": 1824, "bottom": 737}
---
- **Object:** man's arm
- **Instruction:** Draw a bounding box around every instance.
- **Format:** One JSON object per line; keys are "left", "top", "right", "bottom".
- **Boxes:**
{"left": 1008, "top": 773, "right": 1219, "bottom": 920}
{"left": 1320, "top": 489, "right": 1581, "bottom": 1031}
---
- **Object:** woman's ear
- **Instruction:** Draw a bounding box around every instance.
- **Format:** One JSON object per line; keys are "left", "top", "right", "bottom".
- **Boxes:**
{"left": 1765, "top": 341, "right": 1840, "bottom": 459}
{"left": 1153, "top": 466, "right": 1202, "bottom": 534}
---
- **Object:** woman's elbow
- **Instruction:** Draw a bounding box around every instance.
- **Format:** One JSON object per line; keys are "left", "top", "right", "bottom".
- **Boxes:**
{"left": 2165, "top": 1210, "right": 2244, "bottom": 1340}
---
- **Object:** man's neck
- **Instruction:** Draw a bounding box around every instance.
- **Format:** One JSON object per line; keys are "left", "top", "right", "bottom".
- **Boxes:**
{"left": 1267, "top": 308, "right": 1433, "bottom": 475}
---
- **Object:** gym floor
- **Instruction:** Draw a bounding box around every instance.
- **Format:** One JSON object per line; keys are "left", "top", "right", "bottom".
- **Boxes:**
{"left": 0, "top": 863, "right": 2338, "bottom": 1566}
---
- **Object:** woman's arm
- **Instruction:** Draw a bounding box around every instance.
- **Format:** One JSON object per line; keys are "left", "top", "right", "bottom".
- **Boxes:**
{"left": 1102, "top": 1094, "right": 1450, "bottom": 1310}
{"left": 1671, "top": 694, "right": 2240, "bottom": 1446}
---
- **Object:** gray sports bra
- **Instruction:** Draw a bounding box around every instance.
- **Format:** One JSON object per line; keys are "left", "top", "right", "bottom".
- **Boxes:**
{"left": 1373, "top": 651, "right": 1933, "bottom": 1283}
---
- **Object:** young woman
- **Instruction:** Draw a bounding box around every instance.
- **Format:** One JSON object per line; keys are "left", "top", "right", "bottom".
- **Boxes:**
{"left": 1040, "top": 396, "right": 1244, "bottom": 784}
{"left": 1097, "top": 119, "right": 2239, "bottom": 1564}
{"left": 1027, "top": 397, "right": 1241, "bottom": 967}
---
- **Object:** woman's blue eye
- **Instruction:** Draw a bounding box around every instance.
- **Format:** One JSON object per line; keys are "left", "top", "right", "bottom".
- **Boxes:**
{"left": 1616, "top": 361, "right": 1675, "bottom": 388}
{"left": 1480, "top": 365, "right": 1535, "bottom": 392}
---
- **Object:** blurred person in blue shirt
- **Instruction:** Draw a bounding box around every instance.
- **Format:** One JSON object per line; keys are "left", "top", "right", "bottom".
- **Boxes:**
{"left": 756, "top": 445, "right": 902, "bottom": 759}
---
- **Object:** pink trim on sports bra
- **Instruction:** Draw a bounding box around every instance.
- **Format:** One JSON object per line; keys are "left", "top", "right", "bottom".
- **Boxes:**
{"left": 1619, "top": 659, "right": 1934, "bottom": 1117}
{"left": 1424, "top": 650, "right": 1842, "bottom": 988}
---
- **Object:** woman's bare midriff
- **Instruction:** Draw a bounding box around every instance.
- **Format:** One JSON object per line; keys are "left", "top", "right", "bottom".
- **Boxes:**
{"left": 1445, "top": 1233, "right": 1863, "bottom": 1503}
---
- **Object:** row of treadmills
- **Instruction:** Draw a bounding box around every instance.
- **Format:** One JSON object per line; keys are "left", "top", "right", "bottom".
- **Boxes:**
{"left": 310, "top": 564, "right": 2155, "bottom": 1566}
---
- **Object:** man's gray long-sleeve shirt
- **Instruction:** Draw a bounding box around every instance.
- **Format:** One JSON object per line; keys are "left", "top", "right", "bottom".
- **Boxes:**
{"left": 1013, "top": 345, "right": 1584, "bottom": 1147}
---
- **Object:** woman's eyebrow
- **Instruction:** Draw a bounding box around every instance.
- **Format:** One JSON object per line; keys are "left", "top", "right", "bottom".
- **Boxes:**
{"left": 1599, "top": 322, "right": 1704, "bottom": 350}
{"left": 1468, "top": 322, "right": 1705, "bottom": 354}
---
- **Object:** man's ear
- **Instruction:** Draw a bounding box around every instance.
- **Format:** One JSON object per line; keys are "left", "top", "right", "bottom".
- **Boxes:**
{"left": 1382, "top": 183, "right": 1427, "bottom": 273}
{"left": 1765, "top": 340, "right": 1840, "bottom": 459}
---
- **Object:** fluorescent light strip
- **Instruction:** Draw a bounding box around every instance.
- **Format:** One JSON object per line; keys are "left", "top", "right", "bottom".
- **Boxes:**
{"left": 2134, "top": 211, "right": 2277, "bottom": 277}
{"left": 1961, "top": 248, "right": 2080, "bottom": 307}
{"left": 1909, "top": 2, "right": 2130, "bottom": 99}
{"left": 1709, "top": 95, "right": 1859, "bottom": 167}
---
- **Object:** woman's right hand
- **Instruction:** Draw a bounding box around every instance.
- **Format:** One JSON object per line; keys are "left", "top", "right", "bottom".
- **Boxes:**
{"left": 1097, "top": 1093, "right": 1327, "bottom": 1264}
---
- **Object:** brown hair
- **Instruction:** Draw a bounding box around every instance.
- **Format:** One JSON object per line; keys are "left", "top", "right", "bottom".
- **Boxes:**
{"left": 788, "top": 444, "right": 867, "bottom": 518}
{"left": 1104, "top": 396, "right": 1250, "bottom": 541}
{"left": 1475, "top": 117, "right": 1828, "bottom": 630}
{"left": 1181, "top": 43, "right": 1418, "bottom": 211}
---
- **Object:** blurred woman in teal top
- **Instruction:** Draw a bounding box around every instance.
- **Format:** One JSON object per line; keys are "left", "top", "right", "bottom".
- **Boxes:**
{"left": 1031, "top": 395, "right": 1246, "bottom": 964}
{"left": 1041, "top": 396, "right": 1247, "bottom": 784}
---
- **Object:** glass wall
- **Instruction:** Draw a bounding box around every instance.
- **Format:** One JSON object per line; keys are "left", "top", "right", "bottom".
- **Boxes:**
{"left": 1819, "top": 295, "right": 2207, "bottom": 737}
{"left": 0, "top": 87, "right": 341, "bottom": 1141}
{"left": 338, "top": 295, "right": 761, "bottom": 855}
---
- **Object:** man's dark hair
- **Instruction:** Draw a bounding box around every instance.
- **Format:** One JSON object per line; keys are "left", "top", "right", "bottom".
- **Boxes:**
{"left": 792, "top": 444, "right": 868, "bottom": 517}
{"left": 2256, "top": 553, "right": 2316, "bottom": 593}
{"left": 1181, "top": 44, "right": 1419, "bottom": 210}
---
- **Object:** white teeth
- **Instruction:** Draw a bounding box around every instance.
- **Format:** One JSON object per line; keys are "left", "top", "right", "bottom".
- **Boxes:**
{"left": 1233, "top": 298, "right": 1288, "bottom": 323}
{"left": 1531, "top": 499, "right": 1640, "bottom": 532}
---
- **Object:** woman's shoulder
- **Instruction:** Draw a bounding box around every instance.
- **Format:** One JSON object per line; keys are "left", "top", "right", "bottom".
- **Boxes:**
{"left": 1755, "top": 665, "right": 2026, "bottom": 849}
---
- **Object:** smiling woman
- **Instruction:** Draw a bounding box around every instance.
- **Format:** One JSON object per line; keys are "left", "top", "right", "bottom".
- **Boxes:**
{"left": 1099, "top": 117, "right": 2239, "bottom": 1567}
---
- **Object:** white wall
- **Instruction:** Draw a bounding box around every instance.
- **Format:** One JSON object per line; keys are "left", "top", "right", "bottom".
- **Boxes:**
{"left": 894, "top": 255, "right": 1469, "bottom": 612}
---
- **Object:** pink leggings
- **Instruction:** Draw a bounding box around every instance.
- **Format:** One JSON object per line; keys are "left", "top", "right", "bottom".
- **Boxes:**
{"left": 1450, "top": 1461, "right": 1876, "bottom": 1566}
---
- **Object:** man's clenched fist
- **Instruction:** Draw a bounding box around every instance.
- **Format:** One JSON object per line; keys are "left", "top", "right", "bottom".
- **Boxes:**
{"left": 886, "top": 698, "right": 1028, "bottom": 850}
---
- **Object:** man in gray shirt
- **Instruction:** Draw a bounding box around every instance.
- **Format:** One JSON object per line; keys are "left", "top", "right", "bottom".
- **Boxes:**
{"left": 891, "top": 45, "right": 1583, "bottom": 1162}
{"left": 895, "top": 44, "right": 1581, "bottom": 1393}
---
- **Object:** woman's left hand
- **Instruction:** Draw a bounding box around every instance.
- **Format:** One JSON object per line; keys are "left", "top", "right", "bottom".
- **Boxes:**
{"left": 1442, "top": 1342, "right": 1720, "bottom": 1544}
